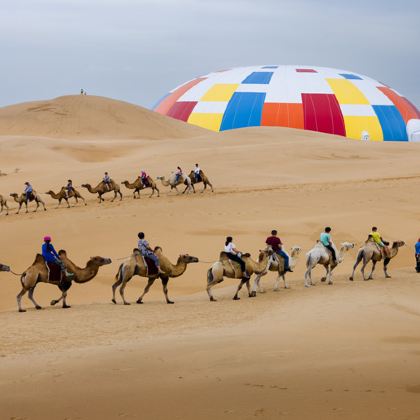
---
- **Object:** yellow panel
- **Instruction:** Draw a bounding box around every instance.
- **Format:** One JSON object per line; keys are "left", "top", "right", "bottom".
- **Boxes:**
{"left": 327, "top": 79, "right": 370, "bottom": 105}
{"left": 200, "top": 84, "right": 239, "bottom": 102}
{"left": 188, "top": 113, "right": 223, "bottom": 131}
{"left": 344, "top": 116, "right": 383, "bottom": 141}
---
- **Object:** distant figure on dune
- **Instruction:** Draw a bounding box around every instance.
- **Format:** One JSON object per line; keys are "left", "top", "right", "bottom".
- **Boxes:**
{"left": 80, "top": 88, "right": 84, "bottom": 95}
{"left": 193, "top": 163, "right": 201, "bottom": 182}
{"left": 415, "top": 239, "right": 420, "bottom": 273}
{"left": 65, "top": 179, "right": 74, "bottom": 198}
{"left": 175, "top": 166, "right": 183, "bottom": 184}
{"left": 24, "top": 181, "right": 33, "bottom": 202}
{"left": 140, "top": 169, "right": 148, "bottom": 187}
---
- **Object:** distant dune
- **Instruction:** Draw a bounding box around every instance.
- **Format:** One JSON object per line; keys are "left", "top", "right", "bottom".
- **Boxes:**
{"left": 0, "top": 95, "right": 206, "bottom": 139}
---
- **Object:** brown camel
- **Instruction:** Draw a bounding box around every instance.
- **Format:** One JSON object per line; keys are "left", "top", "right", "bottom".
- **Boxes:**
{"left": 16, "top": 250, "right": 112, "bottom": 312}
{"left": 0, "top": 263, "right": 10, "bottom": 272}
{"left": 184, "top": 170, "right": 214, "bottom": 193}
{"left": 121, "top": 177, "right": 160, "bottom": 198}
{"left": 81, "top": 180, "right": 123, "bottom": 202}
{"left": 10, "top": 192, "right": 46, "bottom": 214}
{"left": 46, "top": 187, "right": 87, "bottom": 208}
{"left": 0, "top": 194, "right": 9, "bottom": 215}
{"left": 112, "top": 247, "right": 198, "bottom": 305}
{"left": 251, "top": 246, "right": 301, "bottom": 295}
{"left": 206, "top": 249, "right": 273, "bottom": 301}
{"left": 349, "top": 238, "right": 405, "bottom": 281}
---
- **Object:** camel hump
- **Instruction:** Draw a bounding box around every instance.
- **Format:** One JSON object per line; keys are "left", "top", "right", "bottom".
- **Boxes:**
{"left": 33, "top": 254, "right": 45, "bottom": 264}
{"left": 219, "top": 251, "right": 229, "bottom": 260}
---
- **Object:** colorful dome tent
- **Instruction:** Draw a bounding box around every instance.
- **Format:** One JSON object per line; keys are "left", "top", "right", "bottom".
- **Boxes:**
{"left": 153, "top": 65, "right": 420, "bottom": 141}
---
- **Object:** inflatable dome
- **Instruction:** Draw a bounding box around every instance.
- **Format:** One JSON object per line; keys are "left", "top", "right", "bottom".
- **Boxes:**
{"left": 153, "top": 65, "right": 420, "bottom": 141}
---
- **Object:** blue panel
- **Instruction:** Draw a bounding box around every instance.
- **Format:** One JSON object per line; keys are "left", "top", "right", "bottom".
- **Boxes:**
{"left": 220, "top": 92, "right": 266, "bottom": 131}
{"left": 242, "top": 72, "right": 273, "bottom": 84}
{"left": 339, "top": 73, "right": 363, "bottom": 80}
{"left": 262, "top": 65, "right": 278, "bottom": 69}
{"left": 373, "top": 105, "right": 408, "bottom": 141}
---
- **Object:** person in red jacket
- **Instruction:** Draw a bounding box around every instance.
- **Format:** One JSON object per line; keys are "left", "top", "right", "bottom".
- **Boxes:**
{"left": 265, "top": 230, "right": 292, "bottom": 272}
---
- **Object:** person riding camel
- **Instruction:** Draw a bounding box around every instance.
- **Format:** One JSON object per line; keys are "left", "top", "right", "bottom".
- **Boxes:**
{"left": 137, "top": 232, "right": 164, "bottom": 274}
{"left": 65, "top": 179, "right": 74, "bottom": 198}
{"left": 370, "top": 227, "right": 390, "bottom": 258}
{"left": 103, "top": 172, "right": 111, "bottom": 191}
{"left": 175, "top": 166, "right": 183, "bottom": 184}
{"left": 415, "top": 238, "right": 420, "bottom": 273}
{"left": 24, "top": 182, "right": 33, "bottom": 202}
{"left": 320, "top": 227, "right": 337, "bottom": 263}
{"left": 224, "top": 236, "right": 250, "bottom": 279}
{"left": 140, "top": 170, "right": 148, "bottom": 187}
{"left": 42, "top": 235, "right": 67, "bottom": 282}
{"left": 193, "top": 163, "right": 201, "bottom": 182}
{"left": 265, "top": 229, "right": 292, "bottom": 272}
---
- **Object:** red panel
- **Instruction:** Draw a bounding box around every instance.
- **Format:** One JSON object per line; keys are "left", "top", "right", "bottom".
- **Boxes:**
{"left": 154, "top": 78, "right": 205, "bottom": 115}
{"left": 296, "top": 69, "right": 317, "bottom": 73}
{"left": 302, "top": 93, "right": 346, "bottom": 136}
{"left": 261, "top": 103, "right": 304, "bottom": 129}
{"left": 377, "top": 86, "right": 420, "bottom": 123}
{"left": 167, "top": 101, "right": 197, "bottom": 122}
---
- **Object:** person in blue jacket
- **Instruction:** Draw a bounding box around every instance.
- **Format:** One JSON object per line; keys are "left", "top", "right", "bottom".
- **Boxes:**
{"left": 415, "top": 239, "right": 420, "bottom": 273}
{"left": 42, "top": 236, "right": 66, "bottom": 279}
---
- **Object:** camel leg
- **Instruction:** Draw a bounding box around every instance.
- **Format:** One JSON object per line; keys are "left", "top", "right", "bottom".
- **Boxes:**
{"left": 250, "top": 275, "right": 260, "bottom": 297}
{"left": 136, "top": 278, "right": 156, "bottom": 304}
{"left": 384, "top": 258, "right": 391, "bottom": 278}
{"left": 282, "top": 274, "right": 289, "bottom": 289}
{"left": 233, "top": 278, "right": 247, "bottom": 300}
{"left": 119, "top": 281, "right": 130, "bottom": 305}
{"left": 156, "top": 188, "right": 160, "bottom": 198}
{"left": 321, "top": 264, "right": 329, "bottom": 282}
{"left": 28, "top": 287, "right": 42, "bottom": 310}
{"left": 161, "top": 276, "right": 174, "bottom": 304}
{"left": 111, "top": 191, "right": 117, "bottom": 202}
{"left": 62, "top": 292, "right": 71, "bottom": 309}
{"left": 17, "top": 287, "right": 28, "bottom": 312}
{"left": 273, "top": 275, "right": 281, "bottom": 291}
{"left": 245, "top": 279, "right": 252, "bottom": 298}
{"left": 65, "top": 198, "right": 70, "bottom": 208}
{"left": 206, "top": 279, "right": 220, "bottom": 302}
{"left": 327, "top": 266, "right": 334, "bottom": 285}
{"left": 119, "top": 191, "right": 123, "bottom": 201}
{"left": 34, "top": 200, "right": 40, "bottom": 212}
{"left": 111, "top": 277, "right": 123, "bottom": 304}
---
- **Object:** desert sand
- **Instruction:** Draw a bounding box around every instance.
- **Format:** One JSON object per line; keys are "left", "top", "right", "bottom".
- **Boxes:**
{"left": 0, "top": 96, "right": 420, "bottom": 419}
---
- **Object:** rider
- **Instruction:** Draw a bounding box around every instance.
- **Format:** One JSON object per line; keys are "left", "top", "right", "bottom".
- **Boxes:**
{"left": 415, "top": 238, "right": 420, "bottom": 273}
{"left": 140, "top": 170, "right": 148, "bottom": 187}
{"left": 137, "top": 232, "right": 164, "bottom": 274}
{"left": 65, "top": 179, "right": 74, "bottom": 198}
{"left": 265, "top": 230, "right": 292, "bottom": 272}
{"left": 320, "top": 227, "right": 337, "bottom": 263}
{"left": 24, "top": 182, "right": 33, "bottom": 201}
{"left": 175, "top": 166, "right": 183, "bottom": 184}
{"left": 370, "top": 227, "right": 390, "bottom": 257}
{"left": 103, "top": 172, "right": 111, "bottom": 191}
{"left": 193, "top": 163, "right": 201, "bottom": 182}
{"left": 224, "top": 236, "right": 250, "bottom": 279}
{"left": 42, "top": 236, "right": 66, "bottom": 280}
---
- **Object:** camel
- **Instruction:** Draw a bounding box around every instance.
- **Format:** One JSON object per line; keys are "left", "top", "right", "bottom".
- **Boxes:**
{"left": 121, "top": 177, "right": 160, "bottom": 199}
{"left": 16, "top": 250, "right": 111, "bottom": 312}
{"left": 157, "top": 173, "right": 193, "bottom": 194}
{"left": 349, "top": 238, "right": 405, "bottom": 281}
{"left": 0, "top": 194, "right": 9, "bottom": 215}
{"left": 111, "top": 247, "right": 199, "bottom": 305}
{"left": 0, "top": 263, "right": 10, "bottom": 272}
{"left": 304, "top": 242, "right": 354, "bottom": 287}
{"left": 206, "top": 249, "right": 273, "bottom": 301}
{"left": 46, "top": 187, "right": 87, "bottom": 208}
{"left": 184, "top": 170, "right": 214, "bottom": 193}
{"left": 10, "top": 192, "right": 46, "bottom": 214}
{"left": 251, "top": 246, "right": 301, "bottom": 295}
{"left": 81, "top": 180, "right": 123, "bottom": 202}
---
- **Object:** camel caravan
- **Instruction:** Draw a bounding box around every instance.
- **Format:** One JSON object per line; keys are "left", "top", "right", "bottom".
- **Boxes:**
{"left": 0, "top": 226, "right": 409, "bottom": 312}
{"left": 0, "top": 165, "right": 214, "bottom": 216}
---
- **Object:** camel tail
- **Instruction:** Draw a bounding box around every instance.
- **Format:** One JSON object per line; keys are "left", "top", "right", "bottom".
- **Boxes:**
{"left": 207, "top": 268, "right": 213, "bottom": 284}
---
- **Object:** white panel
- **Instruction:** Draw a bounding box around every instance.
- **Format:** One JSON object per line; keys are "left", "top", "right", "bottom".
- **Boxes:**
{"left": 351, "top": 80, "right": 393, "bottom": 105}
{"left": 340, "top": 104, "right": 376, "bottom": 116}
{"left": 236, "top": 84, "right": 270, "bottom": 93}
{"left": 192, "top": 101, "right": 229, "bottom": 114}
{"left": 265, "top": 65, "right": 302, "bottom": 103}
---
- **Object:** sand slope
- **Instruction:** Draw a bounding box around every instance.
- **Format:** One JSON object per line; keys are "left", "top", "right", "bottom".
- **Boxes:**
{"left": 0, "top": 95, "right": 205, "bottom": 139}
{"left": 1, "top": 105, "right": 420, "bottom": 419}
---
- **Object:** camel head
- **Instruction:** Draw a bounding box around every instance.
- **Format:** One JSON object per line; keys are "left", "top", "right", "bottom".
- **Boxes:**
{"left": 81, "top": 184, "right": 90, "bottom": 189}
{"left": 88, "top": 256, "right": 112, "bottom": 267}
{"left": 10, "top": 193, "right": 18, "bottom": 198}
{"left": 121, "top": 181, "right": 129, "bottom": 185}
{"left": 340, "top": 242, "right": 355, "bottom": 252}
{"left": 177, "top": 254, "right": 199, "bottom": 264}
{"left": 156, "top": 176, "right": 164, "bottom": 180}
{"left": 392, "top": 241, "right": 405, "bottom": 248}
{"left": 45, "top": 190, "right": 54, "bottom": 195}
{"left": 258, "top": 249, "right": 273, "bottom": 262}
{"left": 290, "top": 246, "right": 302, "bottom": 257}
{"left": 0, "top": 263, "right": 10, "bottom": 272}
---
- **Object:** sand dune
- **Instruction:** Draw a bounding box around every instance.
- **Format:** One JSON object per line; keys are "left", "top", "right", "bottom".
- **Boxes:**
{"left": 0, "top": 95, "right": 205, "bottom": 139}
{"left": 1, "top": 101, "right": 420, "bottom": 419}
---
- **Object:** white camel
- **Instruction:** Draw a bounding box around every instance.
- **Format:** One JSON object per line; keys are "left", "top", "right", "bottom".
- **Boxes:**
{"left": 304, "top": 241, "right": 354, "bottom": 287}
{"left": 251, "top": 246, "right": 301, "bottom": 295}
{"left": 157, "top": 173, "right": 193, "bottom": 194}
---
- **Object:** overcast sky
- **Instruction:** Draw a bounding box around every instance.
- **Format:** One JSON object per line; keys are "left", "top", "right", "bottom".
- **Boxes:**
{"left": 0, "top": 0, "right": 419, "bottom": 108}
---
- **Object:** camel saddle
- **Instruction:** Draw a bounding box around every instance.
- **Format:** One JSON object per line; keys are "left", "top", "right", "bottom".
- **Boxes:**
{"left": 143, "top": 256, "right": 158, "bottom": 276}
{"left": 143, "top": 177, "right": 151, "bottom": 187}
{"left": 46, "top": 262, "right": 64, "bottom": 284}
{"left": 195, "top": 173, "right": 202, "bottom": 182}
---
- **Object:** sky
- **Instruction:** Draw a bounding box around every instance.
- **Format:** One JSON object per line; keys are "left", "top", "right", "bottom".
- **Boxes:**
{"left": 0, "top": 0, "right": 419, "bottom": 108}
